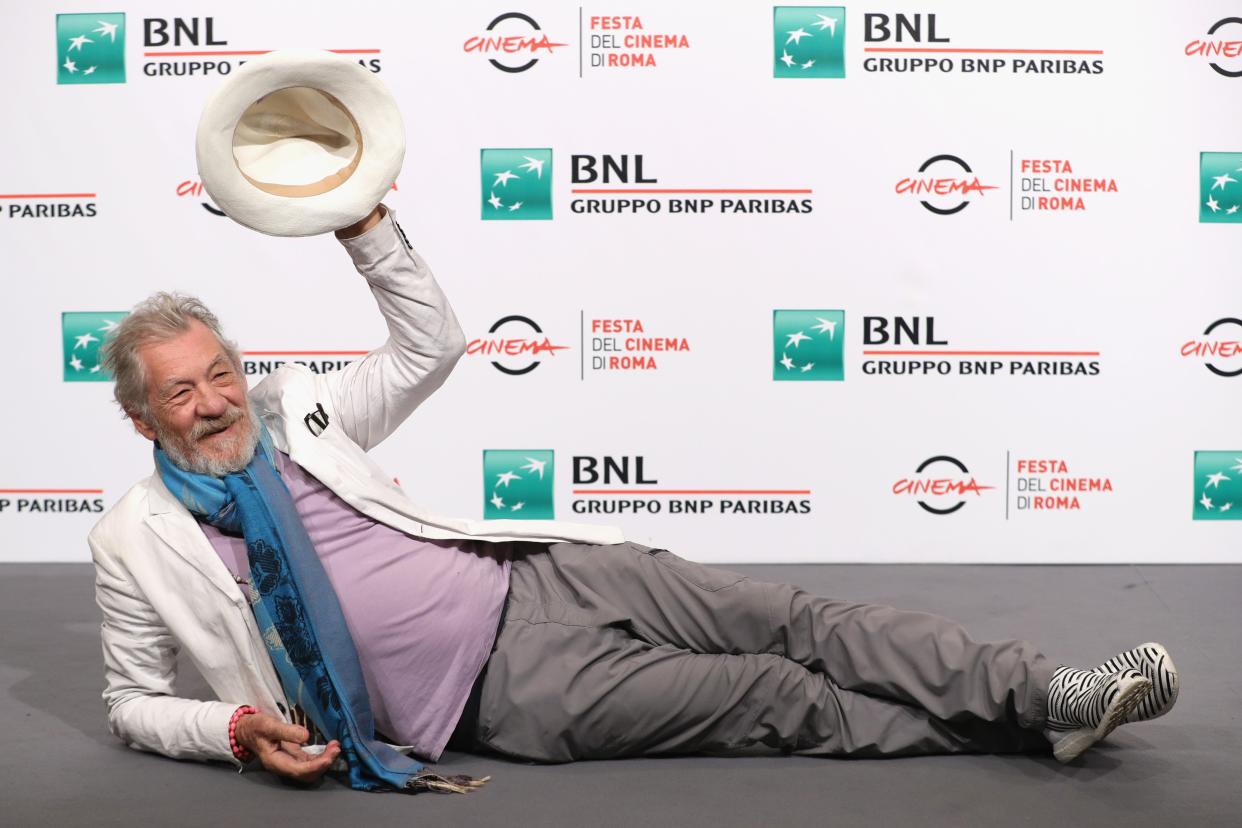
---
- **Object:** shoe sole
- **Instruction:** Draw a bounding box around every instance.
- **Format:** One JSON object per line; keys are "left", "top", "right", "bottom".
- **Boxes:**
{"left": 1052, "top": 675, "right": 1153, "bottom": 764}
{"left": 1095, "top": 642, "right": 1178, "bottom": 724}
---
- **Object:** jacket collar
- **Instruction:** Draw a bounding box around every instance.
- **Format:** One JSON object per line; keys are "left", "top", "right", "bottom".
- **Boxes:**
{"left": 145, "top": 464, "right": 183, "bottom": 516}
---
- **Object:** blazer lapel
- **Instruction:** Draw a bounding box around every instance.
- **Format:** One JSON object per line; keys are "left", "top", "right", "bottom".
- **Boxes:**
{"left": 144, "top": 471, "right": 245, "bottom": 604}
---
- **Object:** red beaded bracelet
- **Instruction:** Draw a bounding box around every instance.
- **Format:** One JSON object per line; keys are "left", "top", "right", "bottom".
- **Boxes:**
{"left": 228, "top": 705, "right": 258, "bottom": 762}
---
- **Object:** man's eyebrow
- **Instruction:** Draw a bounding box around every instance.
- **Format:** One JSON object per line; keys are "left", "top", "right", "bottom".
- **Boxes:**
{"left": 156, "top": 353, "right": 230, "bottom": 397}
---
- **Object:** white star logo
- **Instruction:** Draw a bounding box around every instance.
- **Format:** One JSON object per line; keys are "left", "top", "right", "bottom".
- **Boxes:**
{"left": 62, "top": 57, "right": 77, "bottom": 74}
{"left": 1206, "top": 195, "right": 1221, "bottom": 213}
{"left": 1211, "top": 173, "right": 1237, "bottom": 191}
{"left": 83, "top": 66, "right": 97, "bottom": 75}
{"left": 490, "top": 493, "right": 506, "bottom": 510}
{"left": 488, "top": 192, "right": 503, "bottom": 210}
{"left": 93, "top": 20, "right": 118, "bottom": 42}
{"left": 521, "top": 457, "right": 547, "bottom": 478}
{"left": 98, "top": 319, "right": 119, "bottom": 334}
{"left": 508, "top": 201, "right": 523, "bottom": 212}
{"left": 785, "top": 27, "right": 811, "bottom": 45}
{"left": 519, "top": 156, "right": 545, "bottom": 178}
{"left": 1206, "top": 471, "right": 1230, "bottom": 489}
{"left": 1200, "top": 492, "right": 1214, "bottom": 511}
{"left": 89, "top": 364, "right": 101, "bottom": 373}
{"left": 1229, "top": 205, "right": 1240, "bottom": 215}
{"left": 496, "top": 471, "right": 520, "bottom": 487}
{"left": 493, "top": 170, "right": 518, "bottom": 187}
{"left": 1230, "top": 459, "right": 1242, "bottom": 474}
{"left": 68, "top": 34, "right": 93, "bottom": 52}
{"left": 511, "top": 501, "right": 525, "bottom": 512}
{"left": 780, "top": 353, "right": 795, "bottom": 371}
{"left": 802, "top": 59, "right": 816, "bottom": 69}
{"left": 813, "top": 14, "right": 838, "bottom": 35}
{"left": 780, "top": 50, "right": 796, "bottom": 67}
{"left": 68, "top": 355, "right": 84, "bottom": 372}
{"left": 801, "top": 362, "right": 814, "bottom": 372}
{"left": 812, "top": 318, "right": 837, "bottom": 339}
{"left": 1223, "top": 502, "right": 1234, "bottom": 512}
{"left": 785, "top": 330, "right": 811, "bottom": 348}
{"left": 74, "top": 332, "right": 99, "bottom": 350}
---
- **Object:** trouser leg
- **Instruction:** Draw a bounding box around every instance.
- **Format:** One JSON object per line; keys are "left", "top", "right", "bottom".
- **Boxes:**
{"left": 471, "top": 574, "right": 1047, "bottom": 761}
{"left": 503, "top": 542, "right": 1054, "bottom": 732}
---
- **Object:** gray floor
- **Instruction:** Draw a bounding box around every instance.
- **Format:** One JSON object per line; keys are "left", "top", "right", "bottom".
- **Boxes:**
{"left": 2, "top": 563, "right": 1238, "bottom": 827}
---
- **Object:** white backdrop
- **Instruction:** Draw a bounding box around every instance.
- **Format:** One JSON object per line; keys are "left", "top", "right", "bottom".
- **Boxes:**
{"left": 2, "top": 1, "right": 1239, "bottom": 563}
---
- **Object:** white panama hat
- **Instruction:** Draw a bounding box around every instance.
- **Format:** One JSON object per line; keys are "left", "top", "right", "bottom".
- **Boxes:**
{"left": 195, "top": 49, "right": 404, "bottom": 236}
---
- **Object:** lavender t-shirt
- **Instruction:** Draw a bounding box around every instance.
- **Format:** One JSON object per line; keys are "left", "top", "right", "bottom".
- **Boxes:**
{"left": 200, "top": 450, "right": 511, "bottom": 760}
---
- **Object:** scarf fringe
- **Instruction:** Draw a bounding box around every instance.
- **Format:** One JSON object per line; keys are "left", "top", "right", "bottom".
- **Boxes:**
{"left": 407, "top": 771, "right": 492, "bottom": 794}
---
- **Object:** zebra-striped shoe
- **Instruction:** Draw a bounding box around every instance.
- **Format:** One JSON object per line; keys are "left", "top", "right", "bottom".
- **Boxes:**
{"left": 1044, "top": 667, "right": 1153, "bottom": 763}
{"left": 1093, "top": 642, "right": 1179, "bottom": 724}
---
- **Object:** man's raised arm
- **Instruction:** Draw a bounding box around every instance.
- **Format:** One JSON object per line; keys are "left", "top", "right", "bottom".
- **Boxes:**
{"left": 316, "top": 203, "right": 467, "bottom": 451}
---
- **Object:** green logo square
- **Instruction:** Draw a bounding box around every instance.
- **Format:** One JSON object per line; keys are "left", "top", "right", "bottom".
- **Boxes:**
{"left": 481, "top": 148, "right": 552, "bottom": 220}
{"left": 774, "top": 7, "right": 845, "bottom": 78}
{"left": 63, "top": 311, "right": 125, "bottom": 381}
{"left": 1200, "top": 153, "right": 1242, "bottom": 223}
{"left": 773, "top": 309, "right": 844, "bottom": 381}
{"left": 483, "top": 449, "right": 554, "bottom": 519}
{"left": 57, "top": 13, "right": 125, "bottom": 85}
{"left": 1193, "top": 451, "right": 1242, "bottom": 520}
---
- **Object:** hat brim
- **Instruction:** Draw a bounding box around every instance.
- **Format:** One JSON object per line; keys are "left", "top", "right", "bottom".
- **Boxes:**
{"left": 195, "top": 49, "right": 405, "bottom": 237}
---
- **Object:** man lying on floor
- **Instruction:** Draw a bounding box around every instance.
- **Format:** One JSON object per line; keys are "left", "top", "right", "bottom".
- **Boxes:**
{"left": 88, "top": 203, "right": 1179, "bottom": 793}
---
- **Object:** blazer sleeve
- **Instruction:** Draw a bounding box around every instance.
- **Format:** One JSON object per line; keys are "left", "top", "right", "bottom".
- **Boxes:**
{"left": 323, "top": 205, "right": 467, "bottom": 452}
{"left": 89, "top": 524, "right": 242, "bottom": 766}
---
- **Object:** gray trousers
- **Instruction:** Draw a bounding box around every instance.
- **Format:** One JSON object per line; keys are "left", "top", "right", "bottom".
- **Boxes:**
{"left": 459, "top": 542, "right": 1055, "bottom": 762}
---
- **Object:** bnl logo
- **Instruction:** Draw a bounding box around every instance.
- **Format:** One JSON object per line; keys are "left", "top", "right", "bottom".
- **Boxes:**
{"left": 1200, "top": 152, "right": 1242, "bottom": 223}
{"left": 56, "top": 13, "right": 125, "bottom": 84}
{"left": 481, "top": 149, "right": 552, "bottom": 220}
{"left": 1193, "top": 452, "right": 1242, "bottom": 520}
{"left": 773, "top": 7, "right": 845, "bottom": 78}
{"left": 483, "top": 450, "right": 555, "bottom": 518}
{"left": 773, "top": 310, "right": 844, "bottom": 380}
{"left": 62, "top": 312, "right": 125, "bottom": 381}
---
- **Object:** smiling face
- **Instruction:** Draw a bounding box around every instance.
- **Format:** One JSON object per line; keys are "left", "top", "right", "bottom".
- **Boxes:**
{"left": 130, "top": 319, "right": 259, "bottom": 477}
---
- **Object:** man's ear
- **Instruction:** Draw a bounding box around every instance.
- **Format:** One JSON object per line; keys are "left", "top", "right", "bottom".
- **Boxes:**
{"left": 128, "top": 410, "right": 157, "bottom": 442}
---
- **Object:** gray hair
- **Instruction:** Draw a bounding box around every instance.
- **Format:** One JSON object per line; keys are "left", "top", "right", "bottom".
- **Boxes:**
{"left": 101, "top": 292, "right": 242, "bottom": 422}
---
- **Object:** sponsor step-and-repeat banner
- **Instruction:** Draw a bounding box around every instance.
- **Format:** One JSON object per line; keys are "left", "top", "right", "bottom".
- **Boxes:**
{"left": 2, "top": 2, "right": 1239, "bottom": 563}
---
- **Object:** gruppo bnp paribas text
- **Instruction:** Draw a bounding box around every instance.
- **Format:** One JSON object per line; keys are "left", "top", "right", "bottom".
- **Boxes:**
{"left": 860, "top": 13, "right": 1103, "bottom": 75}
{"left": 569, "top": 155, "right": 812, "bottom": 215}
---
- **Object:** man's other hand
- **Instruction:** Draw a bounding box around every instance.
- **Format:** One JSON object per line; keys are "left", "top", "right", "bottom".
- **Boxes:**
{"left": 233, "top": 711, "right": 342, "bottom": 783}
{"left": 334, "top": 204, "right": 385, "bottom": 240}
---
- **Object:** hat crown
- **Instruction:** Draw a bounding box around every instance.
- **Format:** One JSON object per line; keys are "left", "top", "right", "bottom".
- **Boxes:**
{"left": 232, "top": 86, "right": 362, "bottom": 197}
{"left": 196, "top": 49, "right": 405, "bottom": 236}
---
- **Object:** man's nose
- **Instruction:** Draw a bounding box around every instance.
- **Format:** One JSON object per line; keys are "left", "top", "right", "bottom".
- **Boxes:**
{"left": 196, "top": 383, "right": 230, "bottom": 417}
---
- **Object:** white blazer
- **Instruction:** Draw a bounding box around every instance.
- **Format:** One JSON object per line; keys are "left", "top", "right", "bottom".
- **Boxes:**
{"left": 87, "top": 207, "right": 623, "bottom": 766}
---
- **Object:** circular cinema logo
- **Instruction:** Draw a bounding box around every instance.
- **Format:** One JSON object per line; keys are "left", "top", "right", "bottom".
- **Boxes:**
{"left": 1182, "top": 317, "right": 1242, "bottom": 378}
{"left": 895, "top": 155, "right": 998, "bottom": 215}
{"left": 464, "top": 13, "right": 567, "bottom": 73}
{"left": 1186, "top": 18, "right": 1242, "bottom": 77}
{"left": 467, "top": 315, "right": 570, "bottom": 375}
{"left": 892, "top": 455, "right": 994, "bottom": 515}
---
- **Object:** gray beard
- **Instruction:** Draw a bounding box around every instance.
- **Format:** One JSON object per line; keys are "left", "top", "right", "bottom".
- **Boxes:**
{"left": 157, "top": 404, "right": 261, "bottom": 477}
